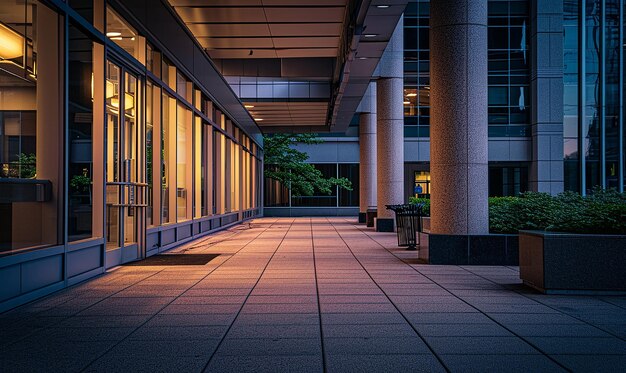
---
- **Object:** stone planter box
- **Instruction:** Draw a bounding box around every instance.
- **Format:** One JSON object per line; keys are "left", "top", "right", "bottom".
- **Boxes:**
{"left": 519, "top": 231, "right": 626, "bottom": 294}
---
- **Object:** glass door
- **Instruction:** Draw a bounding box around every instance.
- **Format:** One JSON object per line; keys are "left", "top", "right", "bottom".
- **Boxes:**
{"left": 105, "top": 60, "right": 146, "bottom": 264}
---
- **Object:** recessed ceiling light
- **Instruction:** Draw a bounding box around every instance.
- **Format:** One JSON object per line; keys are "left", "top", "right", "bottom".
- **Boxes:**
{"left": 110, "top": 37, "right": 123, "bottom": 41}
{"left": 403, "top": 101, "right": 411, "bottom": 105}
{"left": 254, "top": 118, "right": 263, "bottom": 121}
{"left": 376, "top": 5, "right": 390, "bottom": 8}
{"left": 358, "top": 57, "right": 368, "bottom": 60}
{"left": 363, "top": 34, "right": 378, "bottom": 38}
{"left": 244, "top": 105, "right": 255, "bottom": 108}
{"left": 406, "top": 93, "right": 417, "bottom": 97}
{"left": 106, "top": 32, "right": 121, "bottom": 37}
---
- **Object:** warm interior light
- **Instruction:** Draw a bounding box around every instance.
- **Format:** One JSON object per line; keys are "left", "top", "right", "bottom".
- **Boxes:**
{"left": 106, "top": 80, "right": 116, "bottom": 99}
{"left": 254, "top": 118, "right": 263, "bottom": 121}
{"left": 0, "top": 23, "right": 24, "bottom": 60}
{"left": 244, "top": 105, "right": 255, "bottom": 108}
{"left": 403, "top": 101, "right": 411, "bottom": 105}
{"left": 406, "top": 93, "right": 417, "bottom": 97}
{"left": 124, "top": 93, "right": 135, "bottom": 110}
{"left": 106, "top": 32, "right": 121, "bottom": 37}
{"left": 110, "top": 37, "right": 123, "bottom": 41}
{"left": 111, "top": 97, "right": 119, "bottom": 108}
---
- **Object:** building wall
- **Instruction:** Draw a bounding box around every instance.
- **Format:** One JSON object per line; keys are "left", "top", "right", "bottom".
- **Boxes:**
{"left": 0, "top": 0, "right": 262, "bottom": 312}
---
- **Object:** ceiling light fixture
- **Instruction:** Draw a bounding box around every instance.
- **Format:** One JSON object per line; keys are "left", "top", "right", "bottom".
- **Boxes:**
{"left": 254, "top": 118, "right": 263, "bottom": 121}
{"left": 0, "top": 23, "right": 24, "bottom": 60}
{"left": 358, "top": 57, "right": 368, "bottom": 60}
{"left": 244, "top": 105, "right": 255, "bottom": 108}
{"left": 363, "top": 34, "right": 378, "bottom": 38}
{"left": 403, "top": 101, "right": 411, "bottom": 105}
{"left": 406, "top": 93, "right": 417, "bottom": 97}
{"left": 376, "top": 5, "right": 390, "bottom": 8}
{"left": 106, "top": 31, "right": 121, "bottom": 37}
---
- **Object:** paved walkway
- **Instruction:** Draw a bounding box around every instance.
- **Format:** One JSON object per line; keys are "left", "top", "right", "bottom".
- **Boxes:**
{"left": 1, "top": 218, "right": 626, "bottom": 372}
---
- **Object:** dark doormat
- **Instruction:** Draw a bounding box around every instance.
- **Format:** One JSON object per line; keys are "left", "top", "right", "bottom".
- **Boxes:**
{"left": 124, "top": 254, "right": 220, "bottom": 266}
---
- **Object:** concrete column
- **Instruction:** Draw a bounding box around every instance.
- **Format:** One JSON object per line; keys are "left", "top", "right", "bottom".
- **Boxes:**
{"left": 376, "top": 17, "right": 404, "bottom": 232}
{"left": 530, "top": 0, "right": 564, "bottom": 194}
{"left": 358, "top": 83, "right": 377, "bottom": 224}
{"left": 430, "top": 0, "right": 489, "bottom": 235}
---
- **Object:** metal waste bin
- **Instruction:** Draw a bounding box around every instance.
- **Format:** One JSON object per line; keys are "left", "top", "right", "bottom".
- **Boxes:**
{"left": 386, "top": 204, "right": 424, "bottom": 250}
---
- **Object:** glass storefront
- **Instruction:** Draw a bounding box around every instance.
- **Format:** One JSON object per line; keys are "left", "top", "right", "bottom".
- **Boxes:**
{"left": 0, "top": 0, "right": 262, "bottom": 258}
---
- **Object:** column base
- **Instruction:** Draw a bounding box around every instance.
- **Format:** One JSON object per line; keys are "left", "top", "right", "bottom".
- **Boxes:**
{"left": 358, "top": 212, "right": 366, "bottom": 224}
{"left": 366, "top": 209, "right": 377, "bottom": 227}
{"left": 376, "top": 218, "right": 394, "bottom": 232}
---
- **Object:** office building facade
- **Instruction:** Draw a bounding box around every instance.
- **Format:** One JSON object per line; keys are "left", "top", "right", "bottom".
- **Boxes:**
{"left": 0, "top": 0, "right": 263, "bottom": 311}
{"left": 264, "top": 0, "right": 626, "bottom": 217}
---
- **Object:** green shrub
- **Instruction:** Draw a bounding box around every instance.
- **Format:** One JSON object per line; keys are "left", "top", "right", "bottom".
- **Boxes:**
{"left": 409, "top": 189, "right": 626, "bottom": 234}
{"left": 408, "top": 197, "right": 430, "bottom": 216}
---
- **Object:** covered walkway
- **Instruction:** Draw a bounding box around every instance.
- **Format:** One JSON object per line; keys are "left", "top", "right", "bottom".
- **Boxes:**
{"left": 1, "top": 218, "right": 625, "bottom": 372}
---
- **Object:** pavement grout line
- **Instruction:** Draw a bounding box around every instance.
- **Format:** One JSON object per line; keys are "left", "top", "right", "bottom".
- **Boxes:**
{"left": 346, "top": 219, "right": 572, "bottom": 372}
{"left": 310, "top": 217, "right": 329, "bottom": 373}
{"left": 78, "top": 218, "right": 281, "bottom": 372}
{"left": 201, "top": 218, "right": 298, "bottom": 372}
{"left": 460, "top": 266, "right": 626, "bottom": 343}
{"left": 325, "top": 217, "right": 452, "bottom": 373}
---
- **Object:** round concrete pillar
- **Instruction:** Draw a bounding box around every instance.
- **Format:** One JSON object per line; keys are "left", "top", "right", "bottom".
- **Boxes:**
{"left": 359, "top": 83, "right": 377, "bottom": 224}
{"left": 376, "top": 17, "right": 404, "bottom": 232}
{"left": 430, "top": 0, "right": 489, "bottom": 235}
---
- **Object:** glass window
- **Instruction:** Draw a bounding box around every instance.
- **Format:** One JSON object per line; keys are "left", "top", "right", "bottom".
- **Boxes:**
{"left": 162, "top": 57, "right": 176, "bottom": 89}
{"left": 146, "top": 43, "right": 161, "bottom": 79}
{"left": 338, "top": 164, "right": 359, "bottom": 207}
{"left": 177, "top": 72, "right": 192, "bottom": 103}
{"left": 264, "top": 165, "right": 290, "bottom": 207}
{"left": 291, "top": 164, "right": 338, "bottom": 207}
{"left": 176, "top": 104, "right": 192, "bottom": 221}
{"left": 146, "top": 81, "right": 161, "bottom": 227}
{"left": 106, "top": 6, "right": 145, "bottom": 64}
{"left": 68, "top": 22, "right": 102, "bottom": 241}
{"left": 0, "top": 1, "right": 62, "bottom": 254}
{"left": 162, "top": 94, "right": 176, "bottom": 224}
{"left": 413, "top": 171, "right": 431, "bottom": 198}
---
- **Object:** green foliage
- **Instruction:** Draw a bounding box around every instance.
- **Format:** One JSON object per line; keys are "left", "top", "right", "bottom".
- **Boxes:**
{"left": 490, "top": 189, "right": 626, "bottom": 234}
{"left": 408, "top": 197, "right": 430, "bottom": 216}
{"left": 263, "top": 133, "right": 352, "bottom": 197}
{"left": 70, "top": 172, "right": 92, "bottom": 193}
{"left": 410, "top": 189, "right": 626, "bottom": 234}
{"left": 12, "top": 153, "right": 36, "bottom": 178}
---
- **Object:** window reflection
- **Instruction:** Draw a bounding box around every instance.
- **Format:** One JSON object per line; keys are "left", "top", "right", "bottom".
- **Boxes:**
{"left": 0, "top": 1, "right": 61, "bottom": 254}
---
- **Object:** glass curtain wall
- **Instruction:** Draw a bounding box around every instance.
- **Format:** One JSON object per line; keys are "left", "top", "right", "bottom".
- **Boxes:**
{"left": 564, "top": 0, "right": 625, "bottom": 193}
{"left": 404, "top": 0, "right": 531, "bottom": 138}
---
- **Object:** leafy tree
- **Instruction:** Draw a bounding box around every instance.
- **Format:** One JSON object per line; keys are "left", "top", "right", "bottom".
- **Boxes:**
{"left": 263, "top": 133, "right": 352, "bottom": 197}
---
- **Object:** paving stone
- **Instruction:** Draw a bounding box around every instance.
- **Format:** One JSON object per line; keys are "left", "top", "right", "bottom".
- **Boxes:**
{"left": 216, "top": 337, "right": 322, "bottom": 356}
{"left": 424, "top": 336, "right": 538, "bottom": 354}
{"left": 440, "top": 354, "right": 565, "bottom": 372}
{"left": 324, "top": 337, "right": 431, "bottom": 355}
{"left": 205, "top": 355, "right": 322, "bottom": 373}
{"left": 326, "top": 354, "right": 446, "bottom": 373}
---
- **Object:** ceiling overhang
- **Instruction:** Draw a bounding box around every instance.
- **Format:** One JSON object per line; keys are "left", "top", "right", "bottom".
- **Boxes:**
{"left": 169, "top": 0, "right": 408, "bottom": 133}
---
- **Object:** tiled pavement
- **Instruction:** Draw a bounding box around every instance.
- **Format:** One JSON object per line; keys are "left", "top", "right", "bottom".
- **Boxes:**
{"left": 1, "top": 217, "right": 626, "bottom": 372}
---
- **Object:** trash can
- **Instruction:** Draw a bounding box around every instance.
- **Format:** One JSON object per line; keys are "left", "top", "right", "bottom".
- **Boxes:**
{"left": 386, "top": 204, "right": 424, "bottom": 250}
